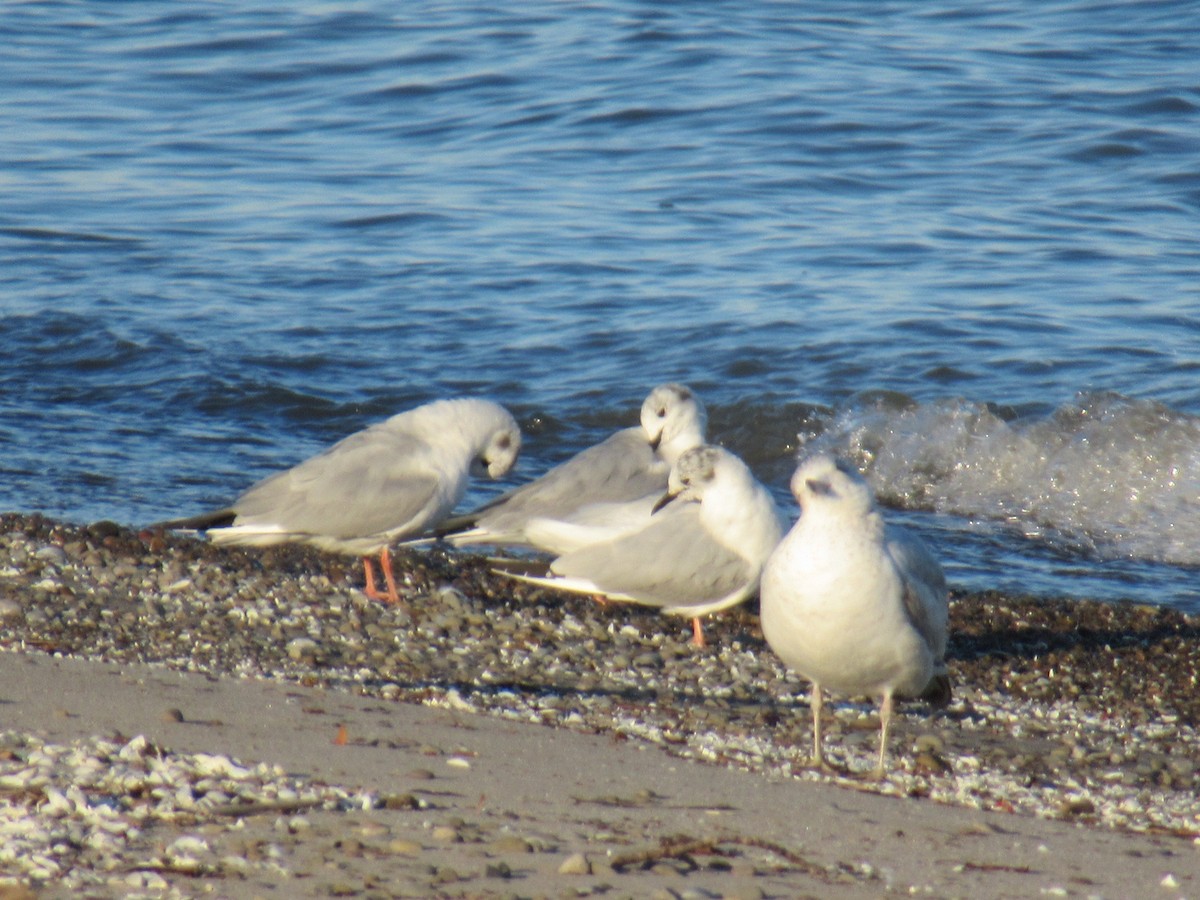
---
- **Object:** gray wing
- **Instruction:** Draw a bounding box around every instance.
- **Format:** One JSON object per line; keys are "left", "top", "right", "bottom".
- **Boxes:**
{"left": 885, "top": 525, "right": 949, "bottom": 661}
{"left": 233, "top": 424, "right": 443, "bottom": 541}
{"left": 473, "top": 427, "right": 666, "bottom": 533}
{"left": 551, "top": 505, "right": 755, "bottom": 609}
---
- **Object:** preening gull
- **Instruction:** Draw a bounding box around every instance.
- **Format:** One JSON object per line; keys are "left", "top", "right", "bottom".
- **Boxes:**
{"left": 759, "top": 453, "right": 951, "bottom": 776}
{"left": 437, "top": 383, "right": 706, "bottom": 551}
{"left": 501, "top": 445, "right": 784, "bottom": 647}
{"left": 156, "top": 398, "right": 521, "bottom": 605}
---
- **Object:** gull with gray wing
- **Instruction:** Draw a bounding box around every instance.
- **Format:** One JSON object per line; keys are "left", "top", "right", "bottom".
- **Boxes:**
{"left": 438, "top": 383, "right": 706, "bottom": 552}
{"left": 760, "top": 453, "right": 951, "bottom": 777}
{"left": 501, "top": 445, "right": 784, "bottom": 647}
{"left": 156, "top": 398, "right": 521, "bottom": 605}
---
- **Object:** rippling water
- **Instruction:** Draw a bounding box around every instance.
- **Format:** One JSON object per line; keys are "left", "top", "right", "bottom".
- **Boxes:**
{"left": 2, "top": 2, "right": 1197, "bottom": 610}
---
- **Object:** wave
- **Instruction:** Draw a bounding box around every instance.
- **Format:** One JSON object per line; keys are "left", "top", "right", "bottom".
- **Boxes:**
{"left": 805, "top": 392, "right": 1200, "bottom": 567}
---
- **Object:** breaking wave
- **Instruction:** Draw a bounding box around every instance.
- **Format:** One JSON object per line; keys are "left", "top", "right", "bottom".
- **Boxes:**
{"left": 808, "top": 392, "right": 1200, "bottom": 567}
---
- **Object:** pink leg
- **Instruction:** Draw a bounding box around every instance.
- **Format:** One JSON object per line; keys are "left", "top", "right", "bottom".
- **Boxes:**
{"left": 378, "top": 546, "right": 401, "bottom": 604}
{"left": 361, "top": 548, "right": 402, "bottom": 605}
{"left": 691, "top": 617, "right": 706, "bottom": 648}
{"left": 362, "top": 556, "right": 382, "bottom": 599}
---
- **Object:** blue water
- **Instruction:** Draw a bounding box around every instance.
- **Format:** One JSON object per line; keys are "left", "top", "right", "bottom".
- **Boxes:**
{"left": 2, "top": 2, "right": 1198, "bottom": 610}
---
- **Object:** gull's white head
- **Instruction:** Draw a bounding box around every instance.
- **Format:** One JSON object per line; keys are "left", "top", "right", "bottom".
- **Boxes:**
{"left": 653, "top": 444, "right": 737, "bottom": 511}
{"left": 790, "top": 453, "right": 874, "bottom": 518}
{"left": 479, "top": 420, "right": 521, "bottom": 479}
{"left": 639, "top": 383, "right": 707, "bottom": 464}
{"left": 442, "top": 400, "right": 520, "bottom": 480}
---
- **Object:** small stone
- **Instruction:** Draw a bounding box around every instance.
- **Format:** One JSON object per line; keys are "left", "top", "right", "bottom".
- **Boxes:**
{"left": 286, "top": 637, "right": 319, "bottom": 660}
{"left": 431, "top": 825, "right": 461, "bottom": 843}
{"left": 430, "top": 867, "right": 463, "bottom": 885}
{"left": 388, "top": 839, "right": 423, "bottom": 856}
{"left": 87, "top": 519, "right": 122, "bottom": 539}
{"left": 35, "top": 545, "right": 67, "bottom": 564}
{"left": 1059, "top": 797, "right": 1096, "bottom": 817}
{"left": 162, "top": 707, "right": 185, "bottom": 723}
{"left": 382, "top": 793, "right": 421, "bottom": 810}
{"left": 485, "top": 861, "right": 513, "bottom": 878}
{"left": 557, "top": 852, "right": 591, "bottom": 875}
{"left": 913, "top": 733, "right": 945, "bottom": 754}
{"left": 490, "top": 835, "right": 532, "bottom": 855}
{"left": 914, "top": 750, "right": 953, "bottom": 774}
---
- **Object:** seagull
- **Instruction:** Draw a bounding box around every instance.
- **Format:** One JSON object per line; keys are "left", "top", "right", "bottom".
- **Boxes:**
{"left": 759, "top": 453, "right": 951, "bottom": 777}
{"left": 155, "top": 398, "right": 521, "bottom": 605}
{"left": 523, "top": 493, "right": 661, "bottom": 555}
{"left": 436, "top": 383, "right": 706, "bottom": 551}
{"left": 500, "top": 445, "right": 784, "bottom": 647}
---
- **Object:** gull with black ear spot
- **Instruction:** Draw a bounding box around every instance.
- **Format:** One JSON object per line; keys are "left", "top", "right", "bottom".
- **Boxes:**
{"left": 498, "top": 444, "right": 785, "bottom": 647}
{"left": 154, "top": 398, "right": 522, "bottom": 607}
{"left": 760, "top": 453, "right": 951, "bottom": 777}
{"left": 437, "top": 383, "right": 707, "bottom": 551}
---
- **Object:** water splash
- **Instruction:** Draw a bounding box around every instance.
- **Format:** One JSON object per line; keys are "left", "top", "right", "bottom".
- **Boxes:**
{"left": 809, "top": 392, "right": 1200, "bottom": 567}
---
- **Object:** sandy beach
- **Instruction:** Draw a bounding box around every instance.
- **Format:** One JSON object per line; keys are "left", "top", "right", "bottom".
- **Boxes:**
{"left": 0, "top": 514, "right": 1197, "bottom": 898}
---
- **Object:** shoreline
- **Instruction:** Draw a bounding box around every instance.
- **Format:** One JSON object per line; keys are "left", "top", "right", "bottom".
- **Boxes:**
{"left": 1, "top": 512, "right": 1198, "bottom": 896}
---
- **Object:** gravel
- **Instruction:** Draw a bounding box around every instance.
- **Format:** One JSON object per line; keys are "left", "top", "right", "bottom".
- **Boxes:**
{"left": 0, "top": 511, "right": 1197, "bottom": 891}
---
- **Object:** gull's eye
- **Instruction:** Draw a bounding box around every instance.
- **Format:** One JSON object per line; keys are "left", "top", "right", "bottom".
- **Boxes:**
{"left": 806, "top": 478, "right": 835, "bottom": 498}
{"left": 496, "top": 434, "right": 512, "bottom": 450}
{"left": 656, "top": 407, "right": 666, "bottom": 418}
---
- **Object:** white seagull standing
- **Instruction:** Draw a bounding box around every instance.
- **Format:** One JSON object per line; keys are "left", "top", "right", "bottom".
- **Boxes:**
{"left": 502, "top": 445, "right": 785, "bottom": 647}
{"left": 760, "top": 453, "right": 951, "bottom": 777}
{"left": 437, "top": 383, "right": 706, "bottom": 551}
{"left": 157, "top": 398, "right": 521, "bottom": 605}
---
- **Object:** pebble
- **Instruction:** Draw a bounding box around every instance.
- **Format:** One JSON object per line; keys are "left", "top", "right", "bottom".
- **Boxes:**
{"left": 558, "top": 852, "right": 592, "bottom": 875}
{"left": 388, "top": 839, "right": 423, "bottom": 856}
{"left": 491, "top": 835, "right": 533, "bottom": 854}
{"left": 34, "top": 545, "right": 67, "bottom": 564}
{"left": 286, "top": 637, "right": 319, "bottom": 660}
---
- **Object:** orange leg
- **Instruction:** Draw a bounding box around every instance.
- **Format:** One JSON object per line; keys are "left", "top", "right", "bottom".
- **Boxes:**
{"left": 691, "top": 617, "right": 706, "bottom": 648}
{"left": 378, "top": 545, "right": 400, "bottom": 603}
{"left": 361, "top": 547, "right": 403, "bottom": 605}
{"left": 363, "top": 556, "right": 379, "bottom": 597}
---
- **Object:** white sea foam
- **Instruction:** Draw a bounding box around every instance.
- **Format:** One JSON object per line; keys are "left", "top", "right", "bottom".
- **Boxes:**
{"left": 810, "top": 392, "right": 1200, "bottom": 566}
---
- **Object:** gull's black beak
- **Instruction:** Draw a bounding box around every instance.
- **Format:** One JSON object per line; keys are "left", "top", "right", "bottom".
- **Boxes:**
{"left": 651, "top": 490, "right": 677, "bottom": 514}
{"left": 649, "top": 432, "right": 663, "bottom": 451}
